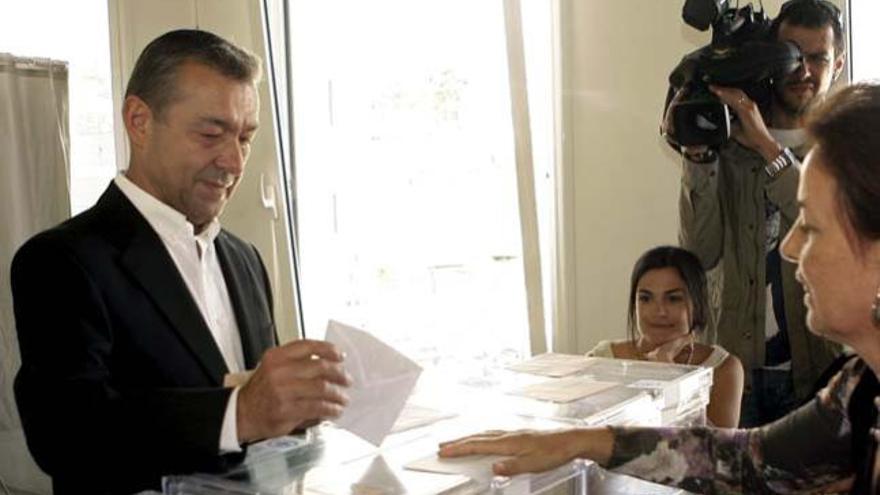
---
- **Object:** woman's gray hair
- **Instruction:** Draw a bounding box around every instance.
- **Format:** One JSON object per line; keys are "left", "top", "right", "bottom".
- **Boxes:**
{"left": 806, "top": 83, "right": 880, "bottom": 248}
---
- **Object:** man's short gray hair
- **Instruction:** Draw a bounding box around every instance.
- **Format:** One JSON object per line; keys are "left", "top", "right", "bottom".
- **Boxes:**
{"left": 125, "top": 29, "right": 262, "bottom": 119}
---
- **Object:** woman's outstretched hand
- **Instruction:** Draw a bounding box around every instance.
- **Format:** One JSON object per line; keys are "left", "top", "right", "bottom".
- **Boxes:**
{"left": 438, "top": 428, "right": 614, "bottom": 476}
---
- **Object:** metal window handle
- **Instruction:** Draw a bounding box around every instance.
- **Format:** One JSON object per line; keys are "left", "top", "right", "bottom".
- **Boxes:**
{"left": 260, "top": 173, "right": 278, "bottom": 220}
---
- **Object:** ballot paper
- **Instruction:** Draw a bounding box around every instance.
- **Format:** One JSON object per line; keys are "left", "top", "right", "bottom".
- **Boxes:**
{"left": 505, "top": 353, "right": 595, "bottom": 377}
{"left": 390, "top": 404, "right": 457, "bottom": 434}
{"left": 403, "top": 454, "right": 510, "bottom": 480}
{"left": 404, "top": 453, "right": 509, "bottom": 480}
{"left": 350, "top": 456, "right": 408, "bottom": 494}
{"left": 326, "top": 320, "right": 422, "bottom": 446}
{"left": 507, "top": 376, "right": 618, "bottom": 403}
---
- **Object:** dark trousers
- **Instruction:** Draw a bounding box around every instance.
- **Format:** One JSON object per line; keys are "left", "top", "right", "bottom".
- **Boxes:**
{"left": 739, "top": 368, "right": 798, "bottom": 428}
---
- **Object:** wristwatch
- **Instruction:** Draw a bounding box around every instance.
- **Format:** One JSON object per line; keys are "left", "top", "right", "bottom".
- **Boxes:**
{"left": 765, "top": 147, "right": 797, "bottom": 179}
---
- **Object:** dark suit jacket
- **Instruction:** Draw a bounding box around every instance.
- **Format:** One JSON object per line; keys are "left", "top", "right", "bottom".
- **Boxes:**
{"left": 11, "top": 183, "right": 277, "bottom": 494}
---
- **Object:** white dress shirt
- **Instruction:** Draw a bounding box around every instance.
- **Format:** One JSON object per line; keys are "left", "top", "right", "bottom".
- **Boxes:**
{"left": 115, "top": 174, "right": 244, "bottom": 452}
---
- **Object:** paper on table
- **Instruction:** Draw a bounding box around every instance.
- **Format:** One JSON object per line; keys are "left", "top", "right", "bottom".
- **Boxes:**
{"left": 508, "top": 376, "right": 618, "bottom": 403}
{"left": 390, "top": 404, "right": 457, "bottom": 434}
{"left": 351, "top": 456, "right": 407, "bottom": 494}
{"left": 506, "top": 353, "right": 595, "bottom": 377}
{"left": 326, "top": 320, "right": 422, "bottom": 446}
{"left": 307, "top": 456, "right": 470, "bottom": 495}
{"left": 404, "top": 453, "right": 508, "bottom": 480}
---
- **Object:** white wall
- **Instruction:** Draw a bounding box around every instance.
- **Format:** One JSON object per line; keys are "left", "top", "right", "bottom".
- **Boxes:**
{"left": 108, "top": 0, "right": 302, "bottom": 342}
{"left": 557, "top": 0, "right": 845, "bottom": 352}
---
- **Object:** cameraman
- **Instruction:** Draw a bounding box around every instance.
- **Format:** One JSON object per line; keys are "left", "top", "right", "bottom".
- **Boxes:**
{"left": 673, "top": 0, "right": 845, "bottom": 427}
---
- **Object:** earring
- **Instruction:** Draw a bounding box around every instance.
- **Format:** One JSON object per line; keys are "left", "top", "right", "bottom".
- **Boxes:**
{"left": 873, "top": 284, "right": 880, "bottom": 327}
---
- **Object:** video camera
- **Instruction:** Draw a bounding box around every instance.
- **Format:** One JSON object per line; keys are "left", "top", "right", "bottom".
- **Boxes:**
{"left": 663, "top": 0, "right": 803, "bottom": 148}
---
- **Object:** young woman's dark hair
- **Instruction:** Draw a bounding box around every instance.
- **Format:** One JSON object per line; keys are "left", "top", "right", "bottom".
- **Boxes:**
{"left": 626, "top": 246, "right": 709, "bottom": 341}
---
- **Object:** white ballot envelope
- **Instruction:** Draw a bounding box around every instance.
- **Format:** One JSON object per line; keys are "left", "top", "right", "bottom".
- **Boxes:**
{"left": 326, "top": 320, "right": 422, "bottom": 446}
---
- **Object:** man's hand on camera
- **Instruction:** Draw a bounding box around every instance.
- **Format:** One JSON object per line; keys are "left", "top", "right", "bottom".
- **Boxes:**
{"left": 710, "top": 85, "right": 783, "bottom": 162}
{"left": 236, "top": 339, "right": 351, "bottom": 445}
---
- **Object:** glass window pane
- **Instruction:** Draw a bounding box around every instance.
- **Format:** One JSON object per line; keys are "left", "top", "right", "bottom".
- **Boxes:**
{"left": 850, "top": 0, "right": 880, "bottom": 82}
{"left": 0, "top": 0, "right": 117, "bottom": 215}
{"left": 288, "top": 0, "right": 532, "bottom": 379}
{"left": 520, "top": 0, "right": 556, "bottom": 345}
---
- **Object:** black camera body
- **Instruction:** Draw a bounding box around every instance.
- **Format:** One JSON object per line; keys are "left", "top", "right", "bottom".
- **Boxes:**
{"left": 664, "top": 0, "right": 803, "bottom": 148}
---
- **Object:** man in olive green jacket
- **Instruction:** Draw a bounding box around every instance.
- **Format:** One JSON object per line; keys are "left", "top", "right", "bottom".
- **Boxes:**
{"left": 677, "top": 0, "right": 845, "bottom": 427}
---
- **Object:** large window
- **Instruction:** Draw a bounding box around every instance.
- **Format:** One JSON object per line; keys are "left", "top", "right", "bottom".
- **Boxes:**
{"left": 284, "top": 0, "right": 554, "bottom": 380}
{"left": 0, "top": 0, "right": 116, "bottom": 215}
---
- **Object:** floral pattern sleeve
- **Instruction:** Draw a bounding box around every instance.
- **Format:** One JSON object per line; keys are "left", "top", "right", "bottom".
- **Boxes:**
{"left": 605, "top": 359, "right": 865, "bottom": 494}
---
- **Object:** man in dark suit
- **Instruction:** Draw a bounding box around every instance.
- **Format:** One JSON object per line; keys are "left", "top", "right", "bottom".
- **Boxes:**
{"left": 11, "top": 29, "right": 350, "bottom": 494}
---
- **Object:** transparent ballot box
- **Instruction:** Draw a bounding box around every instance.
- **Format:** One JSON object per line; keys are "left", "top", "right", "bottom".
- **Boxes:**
{"left": 162, "top": 356, "right": 711, "bottom": 494}
{"left": 407, "top": 356, "right": 710, "bottom": 430}
{"left": 491, "top": 356, "right": 712, "bottom": 428}
{"left": 662, "top": 401, "right": 707, "bottom": 427}
{"left": 574, "top": 358, "right": 712, "bottom": 413}
{"left": 587, "top": 467, "right": 691, "bottom": 495}
{"left": 164, "top": 418, "right": 590, "bottom": 495}
{"left": 421, "top": 359, "right": 658, "bottom": 428}
{"left": 492, "top": 384, "right": 658, "bottom": 427}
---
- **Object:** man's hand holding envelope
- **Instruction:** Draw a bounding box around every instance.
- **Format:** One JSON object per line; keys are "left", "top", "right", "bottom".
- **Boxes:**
{"left": 228, "top": 321, "right": 421, "bottom": 447}
{"left": 236, "top": 339, "right": 352, "bottom": 444}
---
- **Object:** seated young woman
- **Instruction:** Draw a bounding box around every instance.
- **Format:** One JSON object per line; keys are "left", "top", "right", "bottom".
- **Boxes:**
{"left": 586, "top": 245, "right": 744, "bottom": 427}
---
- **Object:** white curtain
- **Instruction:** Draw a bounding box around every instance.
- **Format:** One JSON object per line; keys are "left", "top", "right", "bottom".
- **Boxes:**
{"left": 0, "top": 53, "right": 70, "bottom": 495}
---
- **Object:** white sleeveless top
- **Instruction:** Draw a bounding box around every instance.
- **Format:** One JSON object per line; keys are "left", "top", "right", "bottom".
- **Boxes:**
{"left": 586, "top": 340, "right": 730, "bottom": 368}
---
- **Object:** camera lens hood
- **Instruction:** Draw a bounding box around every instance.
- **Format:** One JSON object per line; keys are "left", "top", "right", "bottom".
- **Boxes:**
{"left": 700, "top": 40, "right": 802, "bottom": 86}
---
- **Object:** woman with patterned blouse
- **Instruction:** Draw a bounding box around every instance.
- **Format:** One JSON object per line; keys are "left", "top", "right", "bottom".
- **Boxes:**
{"left": 440, "top": 83, "right": 880, "bottom": 494}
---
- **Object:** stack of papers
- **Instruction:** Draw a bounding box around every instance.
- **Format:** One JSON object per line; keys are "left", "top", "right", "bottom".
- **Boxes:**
{"left": 391, "top": 404, "right": 457, "bottom": 434}
{"left": 506, "top": 354, "right": 618, "bottom": 403}
{"left": 508, "top": 376, "right": 618, "bottom": 403}
{"left": 505, "top": 353, "right": 595, "bottom": 377}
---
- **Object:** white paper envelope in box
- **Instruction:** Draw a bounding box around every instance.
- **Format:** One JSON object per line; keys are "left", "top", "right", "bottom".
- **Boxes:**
{"left": 326, "top": 320, "right": 422, "bottom": 446}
